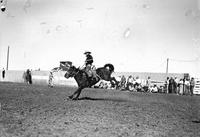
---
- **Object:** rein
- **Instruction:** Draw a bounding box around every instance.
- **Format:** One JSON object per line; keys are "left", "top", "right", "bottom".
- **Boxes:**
{"left": 69, "top": 68, "right": 81, "bottom": 77}
{"left": 96, "top": 73, "right": 102, "bottom": 80}
{"left": 64, "top": 68, "right": 80, "bottom": 77}
{"left": 71, "top": 67, "right": 102, "bottom": 80}
{"left": 74, "top": 69, "right": 80, "bottom": 76}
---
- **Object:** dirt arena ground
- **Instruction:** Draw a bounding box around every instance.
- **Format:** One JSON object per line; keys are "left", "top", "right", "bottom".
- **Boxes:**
{"left": 0, "top": 82, "right": 199, "bottom": 137}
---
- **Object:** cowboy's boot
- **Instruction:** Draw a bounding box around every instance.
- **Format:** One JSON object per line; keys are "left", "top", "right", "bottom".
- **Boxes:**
{"left": 86, "top": 70, "right": 93, "bottom": 86}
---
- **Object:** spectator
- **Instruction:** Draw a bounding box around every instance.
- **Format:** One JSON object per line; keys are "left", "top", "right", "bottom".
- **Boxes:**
{"left": 165, "top": 77, "right": 169, "bottom": 93}
{"left": 120, "top": 75, "right": 126, "bottom": 90}
{"left": 116, "top": 76, "right": 121, "bottom": 82}
{"left": 132, "top": 76, "right": 136, "bottom": 85}
{"left": 168, "top": 77, "right": 175, "bottom": 93}
{"left": 178, "top": 79, "right": 184, "bottom": 95}
{"left": 190, "top": 77, "right": 195, "bottom": 96}
{"left": 48, "top": 71, "right": 54, "bottom": 88}
{"left": 135, "top": 76, "right": 141, "bottom": 85}
{"left": 126, "top": 75, "right": 134, "bottom": 91}
{"left": 2, "top": 68, "right": 5, "bottom": 79}
{"left": 26, "top": 69, "right": 32, "bottom": 84}
{"left": 135, "top": 76, "right": 142, "bottom": 91}
{"left": 174, "top": 77, "right": 179, "bottom": 94}
{"left": 146, "top": 76, "right": 152, "bottom": 92}
{"left": 184, "top": 78, "right": 190, "bottom": 95}
{"left": 150, "top": 84, "right": 158, "bottom": 93}
{"left": 159, "top": 86, "right": 165, "bottom": 93}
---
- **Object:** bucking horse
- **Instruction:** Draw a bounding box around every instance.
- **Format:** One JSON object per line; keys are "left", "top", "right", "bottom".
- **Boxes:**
{"left": 61, "top": 63, "right": 118, "bottom": 100}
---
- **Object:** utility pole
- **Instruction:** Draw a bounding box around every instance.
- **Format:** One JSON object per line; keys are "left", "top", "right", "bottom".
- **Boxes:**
{"left": 166, "top": 58, "right": 169, "bottom": 75}
{"left": 6, "top": 46, "right": 9, "bottom": 70}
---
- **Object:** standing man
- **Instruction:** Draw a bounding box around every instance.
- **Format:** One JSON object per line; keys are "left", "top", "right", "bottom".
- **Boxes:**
{"left": 174, "top": 77, "right": 179, "bottom": 94}
{"left": 169, "top": 77, "right": 175, "bottom": 93}
{"left": 146, "top": 76, "right": 152, "bottom": 92}
{"left": 165, "top": 77, "right": 169, "bottom": 93}
{"left": 2, "top": 68, "right": 5, "bottom": 79}
{"left": 26, "top": 69, "right": 32, "bottom": 84}
{"left": 190, "top": 77, "right": 195, "bottom": 96}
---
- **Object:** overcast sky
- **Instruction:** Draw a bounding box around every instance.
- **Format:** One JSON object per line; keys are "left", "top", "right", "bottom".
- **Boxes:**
{"left": 0, "top": 0, "right": 200, "bottom": 77}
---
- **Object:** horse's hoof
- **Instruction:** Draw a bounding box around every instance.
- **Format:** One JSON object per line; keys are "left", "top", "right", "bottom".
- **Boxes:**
{"left": 72, "top": 98, "right": 78, "bottom": 101}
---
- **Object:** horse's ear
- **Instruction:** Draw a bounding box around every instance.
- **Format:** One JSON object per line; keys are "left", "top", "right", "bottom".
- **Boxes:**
{"left": 72, "top": 65, "right": 77, "bottom": 70}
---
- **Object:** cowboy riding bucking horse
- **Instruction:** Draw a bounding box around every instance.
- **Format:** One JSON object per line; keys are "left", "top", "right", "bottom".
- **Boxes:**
{"left": 52, "top": 51, "right": 119, "bottom": 100}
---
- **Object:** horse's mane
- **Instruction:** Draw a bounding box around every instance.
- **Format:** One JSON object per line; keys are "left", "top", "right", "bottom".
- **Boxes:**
{"left": 73, "top": 66, "right": 86, "bottom": 76}
{"left": 104, "top": 63, "right": 114, "bottom": 72}
{"left": 72, "top": 66, "right": 80, "bottom": 72}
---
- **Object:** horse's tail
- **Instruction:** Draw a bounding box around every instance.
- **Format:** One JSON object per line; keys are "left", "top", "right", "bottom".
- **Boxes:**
{"left": 104, "top": 63, "right": 114, "bottom": 72}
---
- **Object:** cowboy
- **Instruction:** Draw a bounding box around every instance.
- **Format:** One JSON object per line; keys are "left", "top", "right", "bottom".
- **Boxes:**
{"left": 190, "top": 77, "right": 195, "bottom": 96}
{"left": 84, "top": 51, "right": 98, "bottom": 81}
{"left": 84, "top": 51, "right": 93, "bottom": 66}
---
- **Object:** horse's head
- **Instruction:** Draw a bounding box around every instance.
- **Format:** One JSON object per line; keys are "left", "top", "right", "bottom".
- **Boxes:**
{"left": 64, "top": 66, "right": 78, "bottom": 78}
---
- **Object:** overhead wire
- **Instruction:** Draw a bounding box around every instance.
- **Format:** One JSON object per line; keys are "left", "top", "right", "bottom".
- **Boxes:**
{"left": 168, "top": 58, "right": 200, "bottom": 63}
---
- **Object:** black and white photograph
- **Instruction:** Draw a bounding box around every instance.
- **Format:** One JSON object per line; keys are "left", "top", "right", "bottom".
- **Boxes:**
{"left": 0, "top": 0, "right": 200, "bottom": 136}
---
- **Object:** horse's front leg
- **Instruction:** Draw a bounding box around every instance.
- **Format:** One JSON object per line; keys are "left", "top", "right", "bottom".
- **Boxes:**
{"left": 68, "top": 87, "right": 82, "bottom": 100}
{"left": 68, "top": 87, "right": 79, "bottom": 99}
{"left": 73, "top": 87, "right": 83, "bottom": 100}
{"left": 68, "top": 94, "right": 74, "bottom": 99}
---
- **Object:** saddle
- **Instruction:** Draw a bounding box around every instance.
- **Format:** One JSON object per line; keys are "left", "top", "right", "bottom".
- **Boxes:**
{"left": 84, "top": 65, "right": 98, "bottom": 81}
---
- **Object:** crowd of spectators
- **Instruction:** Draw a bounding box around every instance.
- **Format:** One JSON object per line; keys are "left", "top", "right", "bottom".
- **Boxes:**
{"left": 20, "top": 68, "right": 196, "bottom": 96}
{"left": 94, "top": 75, "right": 196, "bottom": 95}
{"left": 165, "top": 76, "right": 195, "bottom": 95}
{"left": 117, "top": 75, "right": 161, "bottom": 93}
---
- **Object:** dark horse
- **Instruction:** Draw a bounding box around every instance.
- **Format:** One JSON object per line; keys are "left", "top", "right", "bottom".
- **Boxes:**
{"left": 64, "top": 64, "right": 118, "bottom": 100}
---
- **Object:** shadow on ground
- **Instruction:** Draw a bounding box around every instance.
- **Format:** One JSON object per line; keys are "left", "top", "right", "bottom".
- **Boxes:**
{"left": 77, "top": 96, "right": 131, "bottom": 102}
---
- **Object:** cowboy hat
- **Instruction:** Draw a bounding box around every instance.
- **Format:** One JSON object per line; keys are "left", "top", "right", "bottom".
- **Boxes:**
{"left": 84, "top": 51, "right": 91, "bottom": 54}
